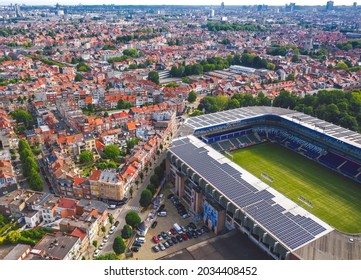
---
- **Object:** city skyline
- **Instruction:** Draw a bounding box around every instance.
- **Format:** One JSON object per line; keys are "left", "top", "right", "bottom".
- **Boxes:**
{"left": 1, "top": 0, "right": 358, "bottom": 7}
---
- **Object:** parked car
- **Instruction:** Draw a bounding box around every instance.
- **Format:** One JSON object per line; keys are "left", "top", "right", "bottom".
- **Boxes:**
{"left": 157, "top": 211, "right": 167, "bottom": 217}
{"left": 114, "top": 221, "right": 120, "bottom": 227}
{"left": 181, "top": 233, "right": 188, "bottom": 241}
{"left": 153, "top": 245, "right": 160, "bottom": 252}
{"left": 136, "top": 237, "right": 146, "bottom": 243}
{"left": 167, "top": 239, "right": 174, "bottom": 246}
{"left": 103, "top": 235, "right": 110, "bottom": 242}
{"left": 167, "top": 194, "right": 174, "bottom": 199}
{"left": 131, "top": 247, "right": 139, "bottom": 252}
{"left": 188, "top": 222, "right": 196, "bottom": 229}
{"left": 176, "top": 235, "right": 183, "bottom": 242}
{"left": 170, "top": 228, "right": 177, "bottom": 235}
{"left": 98, "top": 243, "right": 104, "bottom": 250}
{"left": 157, "top": 234, "right": 163, "bottom": 241}
{"left": 159, "top": 243, "right": 166, "bottom": 251}
{"left": 186, "top": 231, "right": 193, "bottom": 239}
{"left": 93, "top": 250, "right": 100, "bottom": 258}
{"left": 161, "top": 231, "right": 168, "bottom": 239}
{"left": 163, "top": 241, "right": 170, "bottom": 248}
{"left": 171, "top": 236, "right": 178, "bottom": 244}
{"left": 133, "top": 241, "right": 142, "bottom": 247}
{"left": 157, "top": 204, "right": 165, "bottom": 212}
{"left": 109, "top": 228, "right": 115, "bottom": 234}
{"left": 152, "top": 236, "right": 159, "bottom": 243}
{"left": 201, "top": 226, "right": 210, "bottom": 233}
{"left": 151, "top": 221, "right": 158, "bottom": 229}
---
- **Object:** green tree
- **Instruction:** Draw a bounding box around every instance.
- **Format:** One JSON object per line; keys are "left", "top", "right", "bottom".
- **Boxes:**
{"left": 150, "top": 174, "right": 160, "bottom": 186}
{"left": 6, "top": 230, "right": 20, "bottom": 244}
{"left": 227, "top": 98, "right": 240, "bottom": 109}
{"left": 129, "top": 186, "right": 134, "bottom": 198}
{"left": 23, "top": 156, "right": 39, "bottom": 177}
{"left": 117, "top": 99, "right": 132, "bottom": 109}
{"left": 286, "top": 74, "right": 295, "bottom": 81}
{"left": 79, "top": 150, "right": 94, "bottom": 163}
{"left": 87, "top": 103, "right": 95, "bottom": 112}
{"left": 108, "top": 215, "right": 114, "bottom": 225}
{"left": 182, "top": 77, "right": 191, "bottom": 84}
{"left": 291, "top": 54, "right": 300, "bottom": 63}
{"left": 335, "top": 61, "right": 349, "bottom": 71}
{"left": 187, "top": 90, "right": 197, "bottom": 103}
{"left": 28, "top": 170, "right": 43, "bottom": 191}
{"left": 103, "top": 145, "right": 120, "bottom": 160}
{"left": 103, "top": 111, "right": 109, "bottom": 118}
{"left": 125, "top": 211, "right": 141, "bottom": 228}
{"left": 113, "top": 236, "right": 126, "bottom": 255}
{"left": 121, "top": 224, "right": 133, "bottom": 239}
{"left": 101, "top": 226, "right": 106, "bottom": 234}
{"left": 75, "top": 73, "right": 84, "bottom": 82}
{"left": 139, "top": 189, "right": 152, "bottom": 208}
{"left": 140, "top": 172, "right": 144, "bottom": 182}
{"left": 94, "top": 253, "right": 119, "bottom": 260}
{"left": 11, "top": 109, "right": 33, "bottom": 128}
{"left": 147, "top": 71, "right": 159, "bottom": 85}
{"left": 93, "top": 240, "right": 98, "bottom": 247}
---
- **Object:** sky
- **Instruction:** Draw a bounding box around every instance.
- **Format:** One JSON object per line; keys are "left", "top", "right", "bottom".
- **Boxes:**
{"left": 3, "top": 0, "right": 359, "bottom": 6}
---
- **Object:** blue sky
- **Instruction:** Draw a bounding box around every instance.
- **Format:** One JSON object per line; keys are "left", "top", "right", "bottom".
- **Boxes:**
{"left": 4, "top": 0, "right": 358, "bottom": 6}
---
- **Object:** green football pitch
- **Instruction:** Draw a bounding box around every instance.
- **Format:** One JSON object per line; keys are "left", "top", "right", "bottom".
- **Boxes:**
{"left": 230, "top": 142, "right": 361, "bottom": 233}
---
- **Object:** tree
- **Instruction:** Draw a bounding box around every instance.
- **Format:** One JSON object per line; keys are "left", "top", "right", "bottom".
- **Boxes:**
{"left": 79, "top": 150, "right": 94, "bottom": 163}
{"left": 129, "top": 186, "right": 134, "bottom": 198}
{"left": 187, "top": 90, "right": 197, "bottom": 103}
{"left": 121, "top": 224, "right": 133, "bottom": 239}
{"left": 108, "top": 215, "right": 114, "bottom": 225}
{"left": 117, "top": 99, "right": 132, "bottom": 109}
{"left": 286, "top": 74, "right": 295, "bottom": 81}
{"left": 125, "top": 210, "right": 141, "bottom": 228}
{"left": 139, "top": 189, "right": 152, "bottom": 208}
{"left": 75, "top": 73, "right": 84, "bottom": 82}
{"left": 94, "top": 253, "right": 119, "bottom": 260}
{"left": 335, "top": 61, "right": 349, "bottom": 71}
{"left": 150, "top": 174, "right": 160, "bottom": 186}
{"left": 23, "top": 157, "right": 39, "bottom": 177}
{"left": 139, "top": 172, "right": 144, "bottom": 182}
{"left": 101, "top": 226, "right": 106, "bottom": 234}
{"left": 87, "top": 103, "right": 95, "bottom": 112}
{"left": 147, "top": 71, "right": 159, "bottom": 85}
{"left": 28, "top": 170, "right": 43, "bottom": 191}
{"left": 113, "top": 236, "right": 126, "bottom": 255}
{"left": 93, "top": 240, "right": 98, "bottom": 248}
{"left": 6, "top": 230, "right": 20, "bottom": 244}
{"left": 11, "top": 109, "right": 33, "bottom": 128}
{"left": 227, "top": 98, "right": 240, "bottom": 109}
{"left": 182, "top": 77, "right": 191, "bottom": 84}
{"left": 103, "top": 111, "right": 109, "bottom": 118}
{"left": 291, "top": 54, "right": 300, "bottom": 63}
{"left": 103, "top": 145, "right": 120, "bottom": 160}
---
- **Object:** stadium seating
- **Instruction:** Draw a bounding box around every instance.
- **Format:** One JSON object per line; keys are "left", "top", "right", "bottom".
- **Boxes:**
{"left": 339, "top": 160, "right": 361, "bottom": 177}
{"left": 319, "top": 152, "right": 345, "bottom": 169}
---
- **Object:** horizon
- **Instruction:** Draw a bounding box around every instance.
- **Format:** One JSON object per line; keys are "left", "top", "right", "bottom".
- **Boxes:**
{"left": 1, "top": 1, "right": 358, "bottom": 7}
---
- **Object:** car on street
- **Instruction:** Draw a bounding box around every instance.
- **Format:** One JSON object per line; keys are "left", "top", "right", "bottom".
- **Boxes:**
{"left": 103, "top": 235, "right": 110, "bottom": 242}
{"left": 93, "top": 250, "right": 100, "bottom": 258}
{"left": 114, "top": 221, "right": 120, "bottom": 227}
{"left": 98, "top": 243, "right": 105, "bottom": 250}
{"left": 151, "top": 221, "right": 158, "bottom": 229}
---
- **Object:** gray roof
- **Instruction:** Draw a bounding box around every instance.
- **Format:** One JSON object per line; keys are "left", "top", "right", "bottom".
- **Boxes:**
{"left": 168, "top": 135, "right": 333, "bottom": 251}
{"left": 182, "top": 106, "right": 361, "bottom": 149}
{"left": 77, "top": 199, "right": 108, "bottom": 213}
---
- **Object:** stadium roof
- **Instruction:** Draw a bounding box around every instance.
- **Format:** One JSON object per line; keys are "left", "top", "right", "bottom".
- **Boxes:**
{"left": 168, "top": 135, "right": 334, "bottom": 251}
{"left": 181, "top": 106, "right": 361, "bottom": 149}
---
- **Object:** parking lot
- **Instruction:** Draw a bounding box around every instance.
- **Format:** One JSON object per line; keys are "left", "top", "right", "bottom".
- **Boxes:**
{"left": 129, "top": 193, "right": 215, "bottom": 260}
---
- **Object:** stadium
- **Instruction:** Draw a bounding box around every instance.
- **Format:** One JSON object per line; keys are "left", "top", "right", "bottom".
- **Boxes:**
{"left": 165, "top": 106, "right": 361, "bottom": 260}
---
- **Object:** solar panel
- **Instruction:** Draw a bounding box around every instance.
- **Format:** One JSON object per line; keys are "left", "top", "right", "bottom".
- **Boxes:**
{"left": 170, "top": 138, "right": 330, "bottom": 250}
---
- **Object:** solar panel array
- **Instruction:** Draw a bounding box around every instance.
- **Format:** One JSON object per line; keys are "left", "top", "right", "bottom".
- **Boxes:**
{"left": 169, "top": 139, "right": 328, "bottom": 250}
{"left": 183, "top": 106, "right": 361, "bottom": 149}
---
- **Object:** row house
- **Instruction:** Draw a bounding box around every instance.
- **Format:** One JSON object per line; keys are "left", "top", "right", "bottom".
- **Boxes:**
{"left": 89, "top": 169, "right": 125, "bottom": 202}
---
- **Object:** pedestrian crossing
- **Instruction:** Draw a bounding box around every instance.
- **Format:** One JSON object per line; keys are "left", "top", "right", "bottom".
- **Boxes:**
{"left": 124, "top": 205, "right": 140, "bottom": 212}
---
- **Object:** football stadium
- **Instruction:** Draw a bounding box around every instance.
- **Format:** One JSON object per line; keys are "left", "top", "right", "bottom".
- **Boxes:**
{"left": 166, "top": 106, "right": 361, "bottom": 260}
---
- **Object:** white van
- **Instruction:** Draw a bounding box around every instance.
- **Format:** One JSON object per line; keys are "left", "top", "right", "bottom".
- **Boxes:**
{"left": 173, "top": 223, "right": 183, "bottom": 234}
{"left": 136, "top": 237, "right": 146, "bottom": 243}
{"left": 108, "top": 204, "right": 116, "bottom": 209}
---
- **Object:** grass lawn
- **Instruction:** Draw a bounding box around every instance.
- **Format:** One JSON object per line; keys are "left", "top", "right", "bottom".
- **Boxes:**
{"left": 230, "top": 142, "right": 361, "bottom": 233}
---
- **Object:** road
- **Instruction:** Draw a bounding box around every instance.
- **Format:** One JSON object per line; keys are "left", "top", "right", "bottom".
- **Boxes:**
{"left": 91, "top": 151, "right": 167, "bottom": 258}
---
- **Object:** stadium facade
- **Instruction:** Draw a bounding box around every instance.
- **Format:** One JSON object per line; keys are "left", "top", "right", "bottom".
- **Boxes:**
{"left": 166, "top": 106, "right": 361, "bottom": 260}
